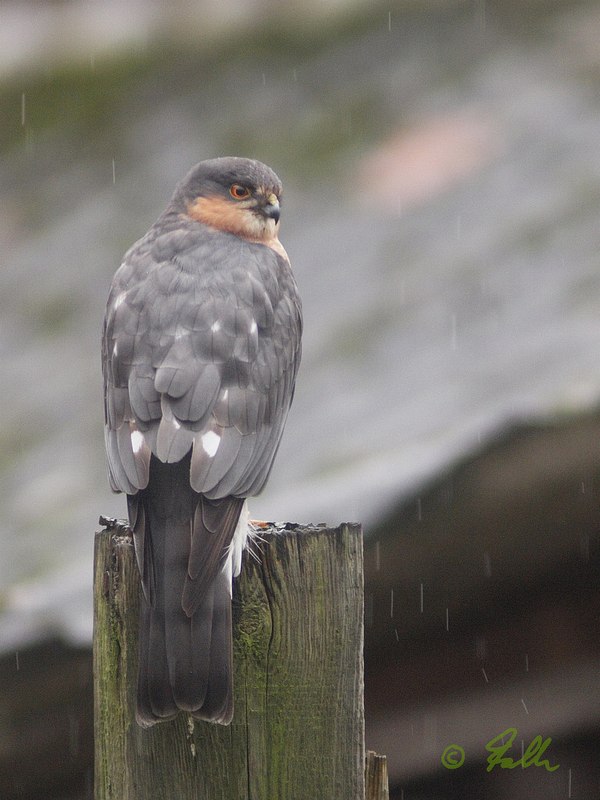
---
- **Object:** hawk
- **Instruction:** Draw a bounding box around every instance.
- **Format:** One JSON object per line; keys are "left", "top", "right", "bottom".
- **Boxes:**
{"left": 102, "top": 157, "right": 302, "bottom": 726}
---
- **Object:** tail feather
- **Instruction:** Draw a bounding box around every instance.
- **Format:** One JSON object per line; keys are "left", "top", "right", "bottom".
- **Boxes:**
{"left": 130, "top": 454, "right": 242, "bottom": 726}
{"left": 192, "top": 568, "right": 234, "bottom": 724}
{"left": 136, "top": 594, "right": 177, "bottom": 727}
{"left": 163, "top": 512, "right": 212, "bottom": 713}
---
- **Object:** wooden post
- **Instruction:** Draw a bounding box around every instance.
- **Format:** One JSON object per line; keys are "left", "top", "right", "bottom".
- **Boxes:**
{"left": 94, "top": 520, "right": 365, "bottom": 799}
{"left": 365, "top": 751, "right": 389, "bottom": 800}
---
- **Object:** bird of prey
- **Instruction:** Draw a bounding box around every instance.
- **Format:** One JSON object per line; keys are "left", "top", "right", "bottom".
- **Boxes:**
{"left": 102, "top": 157, "right": 302, "bottom": 726}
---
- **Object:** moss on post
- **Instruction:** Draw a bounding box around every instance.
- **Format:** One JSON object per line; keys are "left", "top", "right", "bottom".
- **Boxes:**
{"left": 93, "top": 521, "right": 365, "bottom": 800}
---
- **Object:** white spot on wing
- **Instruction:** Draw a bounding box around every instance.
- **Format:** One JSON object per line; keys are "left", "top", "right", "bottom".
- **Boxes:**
{"left": 131, "top": 429, "right": 145, "bottom": 454}
{"left": 211, "top": 321, "right": 221, "bottom": 333}
{"left": 249, "top": 320, "right": 257, "bottom": 334}
{"left": 201, "top": 430, "right": 221, "bottom": 457}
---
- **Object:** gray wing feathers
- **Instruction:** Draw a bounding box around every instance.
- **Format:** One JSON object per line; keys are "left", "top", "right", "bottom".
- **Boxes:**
{"left": 156, "top": 397, "right": 194, "bottom": 463}
{"left": 103, "top": 229, "right": 301, "bottom": 500}
{"left": 128, "top": 368, "right": 161, "bottom": 421}
{"left": 169, "top": 363, "right": 221, "bottom": 423}
{"left": 104, "top": 403, "right": 152, "bottom": 493}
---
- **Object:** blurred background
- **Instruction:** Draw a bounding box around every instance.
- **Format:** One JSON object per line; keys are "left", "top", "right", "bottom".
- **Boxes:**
{"left": 2, "top": 0, "right": 600, "bottom": 797}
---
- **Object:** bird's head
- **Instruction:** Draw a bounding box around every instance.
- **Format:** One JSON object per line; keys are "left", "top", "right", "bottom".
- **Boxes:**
{"left": 176, "top": 157, "right": 283, "bottom": 243}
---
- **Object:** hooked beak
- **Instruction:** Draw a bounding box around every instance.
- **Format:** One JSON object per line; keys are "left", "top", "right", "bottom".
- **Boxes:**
{"left": 261, "top": 193, "right": 280, "bottom": 224}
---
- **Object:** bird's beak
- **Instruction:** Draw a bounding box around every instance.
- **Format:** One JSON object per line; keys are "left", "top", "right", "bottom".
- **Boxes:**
{"left": 262, "top": 194, "right": 281, "bottom": 224}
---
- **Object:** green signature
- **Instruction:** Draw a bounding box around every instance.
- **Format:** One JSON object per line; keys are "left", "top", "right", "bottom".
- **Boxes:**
{"left": 441, "top": 728, "right": 560, "bottom": 772}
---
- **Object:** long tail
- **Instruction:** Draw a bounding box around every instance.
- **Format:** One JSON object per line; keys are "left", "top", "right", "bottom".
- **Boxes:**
{"left": 128, "top": 455, "right": 243, "bottom": 727}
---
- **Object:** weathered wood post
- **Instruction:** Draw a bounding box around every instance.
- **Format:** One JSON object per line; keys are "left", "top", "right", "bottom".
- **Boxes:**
{"left": 365, "top": 751, "right": 389, "bottom": 800}
{"left": 94, "top": 520, "right": 365, "bottom": 799}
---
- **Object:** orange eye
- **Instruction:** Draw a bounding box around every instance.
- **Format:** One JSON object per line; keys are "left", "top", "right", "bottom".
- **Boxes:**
{"left": 230, "top": 184, "right": 251, "bottom": 200}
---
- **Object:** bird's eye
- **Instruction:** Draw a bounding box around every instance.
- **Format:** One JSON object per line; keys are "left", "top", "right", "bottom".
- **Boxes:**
{"left": 230, "top": 184, "right": 251, "bottom": 200}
